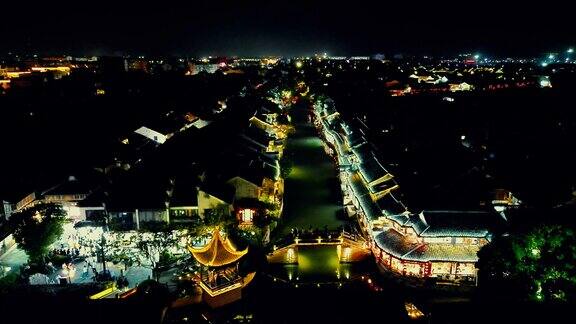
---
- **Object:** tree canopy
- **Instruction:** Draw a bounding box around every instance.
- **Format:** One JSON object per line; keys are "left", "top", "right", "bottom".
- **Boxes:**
{"left": 190, "top": 203, "right": 235, "bottom": 237}
{"left": 478, "top": 224, "right": 576, "bottom": 302}
{"left": 9, "top": 203, "right": 67, "bottom": 265}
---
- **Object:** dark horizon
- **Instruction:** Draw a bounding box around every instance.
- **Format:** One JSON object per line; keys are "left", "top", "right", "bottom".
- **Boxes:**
{"left": 1, "top": 1, "right": 573, "bottom": 58}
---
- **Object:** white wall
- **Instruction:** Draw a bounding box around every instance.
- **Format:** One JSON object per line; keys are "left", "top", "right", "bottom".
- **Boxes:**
{"left": 134, "top": 126, "right": 167, "bottom": 144}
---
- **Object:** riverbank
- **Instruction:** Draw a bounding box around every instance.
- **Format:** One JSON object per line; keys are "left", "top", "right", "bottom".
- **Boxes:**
{"left": 276, "top": 103, "right": 347, "bottom": 237}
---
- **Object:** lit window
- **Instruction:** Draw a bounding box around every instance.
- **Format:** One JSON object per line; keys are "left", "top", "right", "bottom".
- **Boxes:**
{"left": 240, "top": 209, "right": 254, "bottom": 223}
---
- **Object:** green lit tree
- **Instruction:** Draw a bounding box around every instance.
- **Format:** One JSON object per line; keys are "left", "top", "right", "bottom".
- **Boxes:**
{"left": 280, "top": 153, "right": 294, "bottom": 178}
{"left": 478, "top": 225, "right": 576, "bottom": 302}
{"left": 9, "top": 203, "right": 67, "bottom": 265}
{"left": 190, "top": 203, "right": 235, "bottom": 237}
{"left": 134, "top": 228, "right": 188, "bottom": 281}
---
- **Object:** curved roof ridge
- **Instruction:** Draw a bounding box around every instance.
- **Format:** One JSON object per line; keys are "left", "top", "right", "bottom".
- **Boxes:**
{"left": 188, "top": 228, "right": 248, "bottom": 267}
{"left": 403, "top": 243, "right": 426, "bottom": 258}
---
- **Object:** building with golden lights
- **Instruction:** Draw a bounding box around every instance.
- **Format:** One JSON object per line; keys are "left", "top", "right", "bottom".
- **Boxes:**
{"left": 188, "top": 228, "right": 254, "bottom": 308}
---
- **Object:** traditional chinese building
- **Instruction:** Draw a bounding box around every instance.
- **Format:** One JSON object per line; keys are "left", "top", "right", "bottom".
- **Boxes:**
{"left": 373, "top": 210, "right": 505, "bottom": 284}
{"left": 188, "top": 229, "right": 254, "bottom": 308}
{"left": 314, "top": 98, "right": 507, "bottom": 285}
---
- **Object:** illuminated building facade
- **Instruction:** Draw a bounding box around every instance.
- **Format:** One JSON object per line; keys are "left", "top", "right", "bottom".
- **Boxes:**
{"left": 373, "top": 211, "right": 501, "bottom": 284}
{"left": 14, "top": 176, "right": 104, "bottom": 222}
{"left": 314, "top": 99, "right": 506, "bottom": 284}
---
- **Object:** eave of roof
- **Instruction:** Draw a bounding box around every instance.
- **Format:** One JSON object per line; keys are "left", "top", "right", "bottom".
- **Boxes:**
{"left": 188, "top": 229, "right": 248, "bottom": 267}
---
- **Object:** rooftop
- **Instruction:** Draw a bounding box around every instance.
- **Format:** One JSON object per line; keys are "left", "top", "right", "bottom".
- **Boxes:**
{"left": 42, "top": 175, "right": 95, "bottom": 197}
{"left": 169, "top": 176, "right": 199, "bottom": 207}
{"left": 349, "top": 172, "right": 383, "bottom": 221}
{"left": 389, "top": 210, "right": 505, "bottom": 238}
{"left": 374, "top": 228, "right": 480, "bottom": 263}
{"left": 188, "top": 228, "right": 248, "bottom": 267}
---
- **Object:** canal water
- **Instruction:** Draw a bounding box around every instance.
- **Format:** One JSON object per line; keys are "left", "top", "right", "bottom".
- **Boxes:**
{"left": 163, "top": 103, "right": 419, "bottom": 324}
{"left": 269, "top": 103, "right": 371, "bottom": 283}
{"left": 277, "top": 246, "right": 352, "bottom": 283}
{"left": 278, "top": 105, "right": 346, "bottom": 235}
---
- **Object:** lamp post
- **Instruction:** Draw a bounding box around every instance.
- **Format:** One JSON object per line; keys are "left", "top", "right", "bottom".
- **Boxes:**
{"left": 100, "top": 233, "right": 107, "bottom": 276}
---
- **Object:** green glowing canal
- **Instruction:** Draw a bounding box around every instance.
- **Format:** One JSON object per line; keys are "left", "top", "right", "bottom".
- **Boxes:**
{"left": 278, "top": 246, "right": 354, "bottom": 283}
{"left": 272, "top": 105, "right": 353, "bottom": 282}
{"left": 278, "top": 112, "right": 345, "bottom": 236}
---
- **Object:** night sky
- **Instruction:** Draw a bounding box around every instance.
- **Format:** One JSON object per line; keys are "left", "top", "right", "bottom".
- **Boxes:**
{"left": 0, "top": 1, "right": 573, "bottom": 56}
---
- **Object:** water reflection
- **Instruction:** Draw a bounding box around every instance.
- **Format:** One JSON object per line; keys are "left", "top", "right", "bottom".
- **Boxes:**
{"left": 270, "top": 246, "right": 364, "bottom": 284}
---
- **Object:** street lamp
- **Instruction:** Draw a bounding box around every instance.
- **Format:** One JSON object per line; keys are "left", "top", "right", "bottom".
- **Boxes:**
{"left": 100, "top": 233, "right": 107, "bottom": 276}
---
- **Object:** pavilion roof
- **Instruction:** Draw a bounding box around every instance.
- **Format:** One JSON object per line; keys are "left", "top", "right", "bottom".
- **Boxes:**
{"left": 188, "top": 229, "right": 248, "bottom": 267}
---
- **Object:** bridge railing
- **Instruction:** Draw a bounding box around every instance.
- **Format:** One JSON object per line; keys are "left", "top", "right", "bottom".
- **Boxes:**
{"left": 342, "top": 230, "right": 366, "bottom": 243}
{"left": 270, "top": 229, "right": 366, "bottom": 252}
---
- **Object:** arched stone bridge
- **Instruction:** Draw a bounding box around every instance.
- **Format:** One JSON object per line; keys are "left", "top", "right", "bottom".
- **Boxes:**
{"left": 267, "top": 231, "right": 371, "bottom": 264}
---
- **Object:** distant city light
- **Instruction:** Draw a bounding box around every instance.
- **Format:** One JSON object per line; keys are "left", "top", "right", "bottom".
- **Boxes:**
{"left": 540, "top": 79, "right": 552, "bottom": 88}
{"left": 541, "top": 62, "right": 548, "bottom": 67}
{"left": 295, "top": 61, "right": 303, "bottom": 69}
{"left": 568, "top": 48, "right": 574, "bottom": 53}
{"left": 548, "top": 54, "right": 555, "bottom": 59}
{"left": 474, "top": 54, "right": 480, "bottom": 60}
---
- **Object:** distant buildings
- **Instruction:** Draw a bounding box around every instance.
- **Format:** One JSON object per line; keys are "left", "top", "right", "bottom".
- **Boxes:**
{"left": 186, "top": 63, "right": 220, "bottom": 75}
{"left": 449, "top": 82, "right": 473, "bottom": 92}
{"left": 101, "top": 92, "right": 288, "bottom": 230}
{"left": 14, "top": 176, "right": 105, "bottom": 222}
{"left": 134, "top": 126, "right": 170, "bottom": 144}
{"left": 1, "top": 200, "right": 14, "bottom": 221}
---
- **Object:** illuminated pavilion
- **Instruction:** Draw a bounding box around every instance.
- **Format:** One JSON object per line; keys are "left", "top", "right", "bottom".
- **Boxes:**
{"left": 188, "top": 228, "right": 254, "bottom": 308}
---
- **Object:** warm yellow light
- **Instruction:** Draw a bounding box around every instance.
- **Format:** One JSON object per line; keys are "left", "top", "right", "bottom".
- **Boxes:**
{"left": 89, "top": 285, "right": 117, "bottom": 299}
{"left": 405, "top": 302, "right": 425, "bottom": 320}
{"left": 343, "top": 247, "right": 351, "bottom": 259}
{"left": 6, "top": 71, "right": 31, "bottom": 78}
{"left": 281, "top": 90, "right": 292, "bottom": 100}
{"left": 295, "top": 61, "right": 303, "bottom": 69}
{"left": 31, "top": 66, "right": 71, "bottom": 73}
{"left": 32, "top": 211, "right": 43, "bottom": 223}
{"left": 287, "top": 248, "right": 296, "bottom": 263}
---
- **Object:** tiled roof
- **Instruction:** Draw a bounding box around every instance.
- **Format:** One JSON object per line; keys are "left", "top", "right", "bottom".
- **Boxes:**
{"left": 42, "top": 176, "right": 93, "bottom": 196}
{"left": 349, "top": 173, "right": 383, "bottom": 221}
{"left": 170, "top": 177, "right": 198, "bottom": 207}
{"left": 374, "top": 229, "right": 421, "bottom": 258}
{"left": 346, "top": 131, "right": 366, "bottom": 148}
{"left": 374, "top": 228, "right": 480, "bottom": 263}
{"left": 234, "top": 158, "right": 279, "bottom": 186}
{"left": 409, "top": 243, "right": 479, "bottom": 263}
{"left": 351, "top": 144, "right": 393, "bottom": 188}
{"left": 388, "top": 214, "right": 411, "bottom": 226}
{"left": 376, "top": 193, "right": 408, "bottom": 216}
{"left": 409, "top": 210, "right": 504, "bottom": 238}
